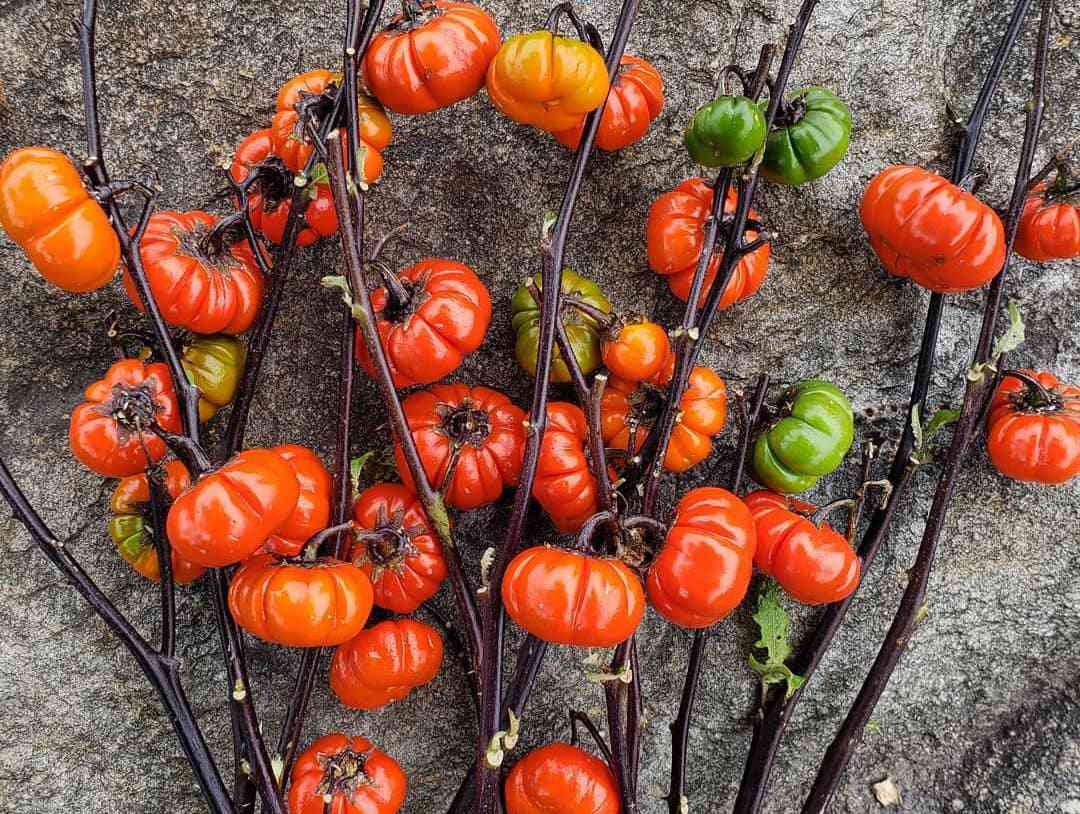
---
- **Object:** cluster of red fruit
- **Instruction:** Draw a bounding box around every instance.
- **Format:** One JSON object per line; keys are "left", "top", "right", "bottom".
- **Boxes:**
{"left": 1, "top": 0, "right": 1079, "bottom": 811}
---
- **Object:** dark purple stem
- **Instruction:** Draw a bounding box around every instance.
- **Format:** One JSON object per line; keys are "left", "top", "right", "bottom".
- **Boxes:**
{"left": 735, "top": 0, "right": 1040, "bottom": 809}
{"left": 147, "top": 469, "right": 176, "bottom": 658}
{"left": 0, "top": 457, "right": 235, "bottom": 813}
{"left": 272, "top": 0, "right": 383, "bottom": 781}
{"left": 472, "top": 4, "right": 642, "bottom": 811}
{"left": 640, "top": 37, "right": 783, "bottom": 515}
{"left": 78, "top": 0, "right": 201, "bottom": 442}
{"left": 666, "top": 374, "right": 768, "bottom": 813}
{"left": 801, "top": 1, "right": 1048, "bottom": 808}
{"left": 324, "top": 130, "right": 482, "bottom": 667}
{"left": 76, "top": 1, "right": 290, "bottom": 810}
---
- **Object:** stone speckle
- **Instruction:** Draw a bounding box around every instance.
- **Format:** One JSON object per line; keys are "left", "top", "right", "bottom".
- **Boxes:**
{"left": 0, "top": 0, "right": 1078, "bottom": 812}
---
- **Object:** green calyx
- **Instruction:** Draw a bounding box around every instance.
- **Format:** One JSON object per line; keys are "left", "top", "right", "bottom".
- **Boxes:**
{"left": 761, "top": 87, "right": 851, "bottom": 186}
{"left": 510, "top": 268, "right": 612, "bottom": 384}
{"left": 752, "top": 378, "right": 854, "bottom": 494}
{"left": 684, "top": 95, "right": 767, "bottom": 168}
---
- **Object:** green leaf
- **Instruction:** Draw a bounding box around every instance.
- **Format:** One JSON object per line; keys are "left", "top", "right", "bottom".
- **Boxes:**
{"left": 306, "top": 163, "right": 330, "bottom": 199}
{"left": 922, "top": 408, "right": 960, "bottom": 441}
{"left": 910, "top": 406, "right": 961, "bottom": 467}
{"left": 991, "top": 300, "right": 1025, "bottom": 361}
{"left": 321, "top": 275, "right": 366, "bottom": 322}
{"left": 349, "top": 448, "right": 397, "bottom": 492}
{"left": 748, "top": 582, "right": 805, "bottom": 699}
{"left": 350, "top": 451, "right": 376, "bottom": 493}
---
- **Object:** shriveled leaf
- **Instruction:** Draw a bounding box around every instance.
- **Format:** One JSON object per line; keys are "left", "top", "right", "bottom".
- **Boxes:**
{"left": 485, "top": 732, "right": 505, "bottom": 768}
{"left": 910, "top": 406, "right": 925, "bottom": 458}
{"left": 541, "top": 210, "right": 558, "bottom": 240}
{"left": 967, "top": 361, "right": 994, "bottom": 383}
{"left": 321, "top": 275, "right": 353, "bottom": 307}
{"left": 584, "top": 663, "right": 633, "bottom": 684}
{"left": 503, "top": 709, "right": 520, "bottom": 750}
{"left": 480, "top": 547, "right": 496, "bottom": 587}
{"left": 991, "top": 300, "right": 1025, "bottom": 360}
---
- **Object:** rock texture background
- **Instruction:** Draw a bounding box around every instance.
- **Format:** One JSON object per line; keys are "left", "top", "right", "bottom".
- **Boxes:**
{"left": 1, "top": 0, "right": 1079, "bottom": 811}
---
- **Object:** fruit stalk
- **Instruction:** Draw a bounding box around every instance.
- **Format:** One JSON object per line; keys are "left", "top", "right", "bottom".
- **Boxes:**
{"left": 324, "top": 128, "right": 484, "bottom": 671}
{"left": 147, "top": 472, "right": 177, "bottom": 658}
{"left": 471, "top": 3, "right": 643, "bottom": 811}
{"left": 77, "top": 1, "right": 285, "bottom": 810}
{"left": 665, "top": 373, "right": 769, "bottom": 814}
{"left": 0, "top": 456, "right": 237, "bottom": 813}
{"left": 801, "top": 1, "right": 1050, "bottom": 807}
{"left": 271, "top": 0, "right": 387, "bottom": 785}
{"left": 629, "top": 2, "right": 823, "bottom": 805}
{"left": 733, "top": 0, "right": 1038, "bottom": 808}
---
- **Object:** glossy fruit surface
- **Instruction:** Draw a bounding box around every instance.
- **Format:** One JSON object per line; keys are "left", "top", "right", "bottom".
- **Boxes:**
{"left": 123, "top": 210, "right": 264, "bottom": 335}
{"left": 229, "top": 129, "right": 336, "bottom": 247}
{"left": 351, "top": 483, "right": 447, "bottom": 612}
{"left": 69, "top": 359, "right": 181, "bottom": 477}
{"left": 504, "top": 741, "right": 619, "bottom": 814}
{"left": 228, "top": 553, "right": 373, "bottom": 647}
{"left": 330, "top": 619, "right": 444, "bottom": 709}
{"left": 647, "top": 178, "right": 770, "bottom": 309}
{"left": 355, "top": 257, "right": 492, "bottom": 388}
{"left": 364, "top": 1, "right": 501, "bottom": 115}
{"left": 270, "top": 70, "right": 392, "bottom": 182}
{"left": 511, "top": 268, "right": 612, "bottom": 384}
{"left": 1013, "top": 183, "right": 1080, "bottom": 262}
{"left": 601, "top": 319, "right": 670, "bottom": 383}
{"left": 264, "top": 445, "right": 333, "bottom": 557}
{"left": 395, "top": 384, "right": 526, "bottom": 510}
{"left": 861, "top": 164, "right": 1006, "bottom": 293}
{"left": 289, "top": 733, "right": 406, "bottom": 814}
{"left": 553, "top": 54, "right": 664, "bottom": 151}
{"left": 753, "top": 379, "right": 853, "bottom": 494}
{"left": 108, "top": 459, "right": 204, "bottom": 584}
{"left": 0, "top": 146, "right": 119, "bottom": 292}
{"left": 601, "top": 366, "right": 727, "bottom": 473}
{"left": 761, "top": 87, "right": 851, "bottom": 185}
{"left": 684, "top": 95, "right": 766, "bottom": 167}
{"left": 486, "top": 31, "right": 609, "bottom": 132}
{"left": 647, "top": 487, "right": 756, "bottom": 627}
{"left": 503, "top": 546, "right": 644, "bottom": 647}
{"left": 744, "top": 490, "right": 860, "bottom": 605}
{"left": 986, "top": 370, "right": 1080, "bottom": 484}
{"left": 270, "top": 70, "right": 335, "bottom": 173}
{"left": 181, "top": 334, "right": 246, "bottom": 422}
{"left": 167, "top": 449, "right": 300, "bottom": 567}
{"left": 532, "top": 402, "right": 598, "bottom": 533}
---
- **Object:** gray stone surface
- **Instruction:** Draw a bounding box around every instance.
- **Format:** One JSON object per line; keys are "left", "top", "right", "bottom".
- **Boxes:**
{"left": 0, "top": 0, "right": 1078, "bottom": 811}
